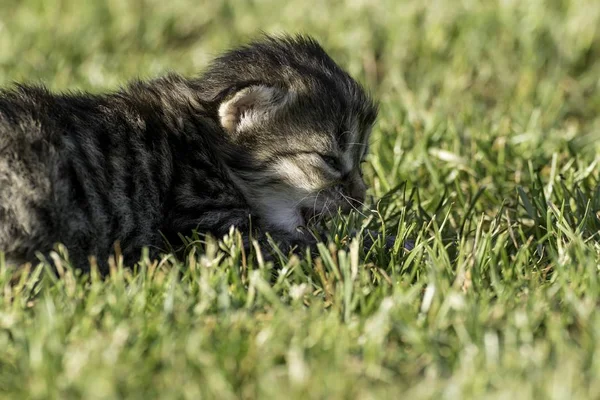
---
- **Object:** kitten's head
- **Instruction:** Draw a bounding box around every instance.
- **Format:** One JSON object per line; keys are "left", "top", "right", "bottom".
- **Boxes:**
{"left": 199, "top": 35, "right": 377, "bottom": 234}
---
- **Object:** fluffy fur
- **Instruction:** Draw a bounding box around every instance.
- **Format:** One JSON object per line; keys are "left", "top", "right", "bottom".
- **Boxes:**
{"left": 0, "top": 35, "right": 377, "bottom": 272}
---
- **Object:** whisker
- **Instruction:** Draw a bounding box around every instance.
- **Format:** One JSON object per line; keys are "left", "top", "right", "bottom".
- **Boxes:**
{"left": 323, "top": 199, "right": 334, "bottom": 221}
{"left": 340, "top": 192, "right": 368, "bottom": 218}
{"left": 340, "top": 190, "right": 370, "bottom": 209}
{"left": 345, "top": 142, "right": 368, "bottom": 147}
{"left": 312, "top": 190, "right": 323, "bottom": 219}
{"left": 293, "top": 190, "right": 320, "bottom": 209}
{"left": 308, "top": 199, "right": 327, "bottom": 225}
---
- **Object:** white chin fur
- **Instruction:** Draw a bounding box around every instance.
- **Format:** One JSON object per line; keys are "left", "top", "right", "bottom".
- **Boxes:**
{"left": 257, "top": 197, "right": 305, "bottom": 233}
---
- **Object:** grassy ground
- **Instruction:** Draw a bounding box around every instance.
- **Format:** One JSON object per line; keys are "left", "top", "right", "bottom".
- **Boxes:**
{"left": 1, "top": 0, "right": 600, "bottom": 398}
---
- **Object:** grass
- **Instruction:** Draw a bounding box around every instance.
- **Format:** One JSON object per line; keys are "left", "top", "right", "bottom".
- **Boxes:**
{"left": 1, "top": 0, "right": 600, "bottom": 398}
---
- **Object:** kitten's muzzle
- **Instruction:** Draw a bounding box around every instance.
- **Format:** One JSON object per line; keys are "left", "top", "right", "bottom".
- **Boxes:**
{"left": 342, "top": 174, "right": 366, "bottom": 208}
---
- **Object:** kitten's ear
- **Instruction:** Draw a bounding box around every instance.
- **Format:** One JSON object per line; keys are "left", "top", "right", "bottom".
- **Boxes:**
{"left": 218, "top": 85, "right": 289, "bottom": 134}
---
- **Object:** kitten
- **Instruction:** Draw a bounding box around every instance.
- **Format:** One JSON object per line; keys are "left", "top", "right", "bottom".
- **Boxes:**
{"left": 0, "top": 35, "right": 377, "bottom": 272}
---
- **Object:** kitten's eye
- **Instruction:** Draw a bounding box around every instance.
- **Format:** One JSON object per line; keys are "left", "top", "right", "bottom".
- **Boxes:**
{"left": 321, "top": 155, "right": 340, "bottom": 171}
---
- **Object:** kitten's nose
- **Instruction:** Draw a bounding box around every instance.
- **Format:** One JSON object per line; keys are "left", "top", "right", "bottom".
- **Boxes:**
{"left": 344, "top": 174, "right": 366, "bottom": 207}
{"left": 350, "top": 182, "right": 366, "bottom": 206}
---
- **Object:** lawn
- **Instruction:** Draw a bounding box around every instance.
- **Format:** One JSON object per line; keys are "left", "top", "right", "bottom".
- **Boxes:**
{"left": 1, "top": 0, "right": 600, "bottom": 398}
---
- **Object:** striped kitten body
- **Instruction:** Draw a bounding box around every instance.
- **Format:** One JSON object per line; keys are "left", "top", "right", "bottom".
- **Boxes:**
{"left": 0, "top": 35, "right": 377, "bottom": 272}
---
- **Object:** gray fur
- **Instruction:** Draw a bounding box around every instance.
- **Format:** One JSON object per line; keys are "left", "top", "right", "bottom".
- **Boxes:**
{"left": 0, "top": 35, "right": 377, "bottom": 272}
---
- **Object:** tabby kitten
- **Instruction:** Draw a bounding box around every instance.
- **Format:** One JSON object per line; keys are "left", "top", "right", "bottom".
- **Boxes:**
{"left": 0, "top": 35, "right": 377, "bottom": 272}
